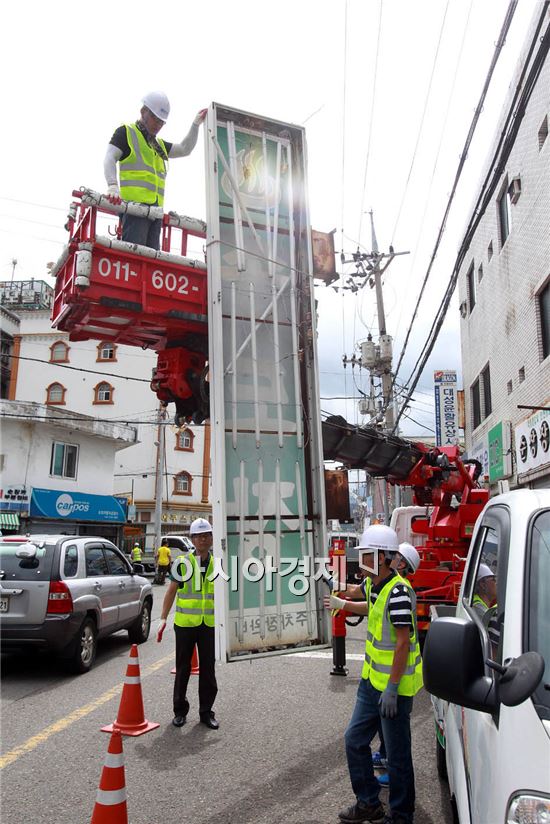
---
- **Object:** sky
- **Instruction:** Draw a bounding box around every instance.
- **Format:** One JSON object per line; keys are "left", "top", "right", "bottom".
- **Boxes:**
{"left": 2, "top": 0, "right": 538, "bottom": 439}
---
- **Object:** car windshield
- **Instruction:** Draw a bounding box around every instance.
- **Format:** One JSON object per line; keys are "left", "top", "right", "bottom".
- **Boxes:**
{"left": 527, "top": 509, "right": 550, "bottom": 720}
{"left": 0, "top": 540, "right": 55, "bottom": 581}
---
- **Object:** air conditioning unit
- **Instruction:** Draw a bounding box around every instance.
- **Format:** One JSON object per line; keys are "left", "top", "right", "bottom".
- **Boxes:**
{"left": 508, "top": 176, "right": 521, "bottom": 204}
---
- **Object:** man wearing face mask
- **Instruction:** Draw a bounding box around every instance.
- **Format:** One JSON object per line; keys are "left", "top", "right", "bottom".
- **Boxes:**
{"left": 327, "top": 525, "right": 423, "bottom": 824}
{"left": 104, "top": 91, "right": 207, "bottom": 250}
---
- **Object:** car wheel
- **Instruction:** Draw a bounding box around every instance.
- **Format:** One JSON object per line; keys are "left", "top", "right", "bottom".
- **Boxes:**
{"left": 67, "top": 617, "right": 97, "bottom": 674}
{"left": 436, "top": 734, "right": 448, "bottom": 781}
{"left": 128, "top": 601, "right": 151, "bottom": 644}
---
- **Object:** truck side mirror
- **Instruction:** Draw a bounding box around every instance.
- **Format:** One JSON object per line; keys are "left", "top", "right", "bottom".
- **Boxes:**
{"left": 132, "top": 562, "right": 145, "bottom": 574}
{"left": 487, "top": 652, "right": 545, "bottom": 707}
{"left": 423, "top": 617, "right": 496, "bottom": 713}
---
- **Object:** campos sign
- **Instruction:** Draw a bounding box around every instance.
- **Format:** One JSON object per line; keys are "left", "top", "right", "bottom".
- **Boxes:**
{"left": 434, "top": 370, "right": 459, "bottom": 446}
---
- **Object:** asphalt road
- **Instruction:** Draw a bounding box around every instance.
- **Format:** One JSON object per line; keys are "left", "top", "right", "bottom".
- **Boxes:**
{"left": 1, "top": 597, "right": 453, "bottom": 824}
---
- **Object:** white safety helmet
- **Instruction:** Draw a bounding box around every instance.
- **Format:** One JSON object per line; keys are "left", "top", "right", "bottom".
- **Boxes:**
{"left": 477, "top": 563, "right": 494, "bottom": 581}
{"left": 397, "top": 542, "right": 420, "bottom": 574}
{"left": 357, "top": 524, "right": 399, "bottom": 553}
{"left": 142, "top": 91, "right": 170, "bottom": 122}
{"left": 189, "top": 517, "right": 213, "bottom": 536}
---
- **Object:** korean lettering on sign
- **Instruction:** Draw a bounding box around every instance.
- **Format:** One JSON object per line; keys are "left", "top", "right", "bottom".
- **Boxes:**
{"left": 434, "top": 371, "right": 458, "bottom": 446}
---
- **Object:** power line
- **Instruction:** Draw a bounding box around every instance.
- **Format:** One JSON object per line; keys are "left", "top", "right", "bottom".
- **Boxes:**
{"left": 394, "top": 1, "right": 549, "bottom": 431}
{"left": 0, "top": 411, "right": 204, "bottom": 426}
{"left": 358, "top": 0, "right": 383, "bottom": 246}
{"left": 393, "top": 0, "right": 474, "bottom": 343}
{"left": 390, "top": 0, "right": 451, "bottom": 244}
{"left": 5, "top": 353, "right": 151, "bottom": 383}
{"left": 391, "top": 0, "right": 520, "bottom": 398}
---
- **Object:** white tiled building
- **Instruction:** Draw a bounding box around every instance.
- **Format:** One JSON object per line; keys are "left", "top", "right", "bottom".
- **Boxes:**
{"left": 3, "top": 303, "right": 211, "bottom": 549}
{"left": 458, "top": 4, "right": 550, "bottom": 490}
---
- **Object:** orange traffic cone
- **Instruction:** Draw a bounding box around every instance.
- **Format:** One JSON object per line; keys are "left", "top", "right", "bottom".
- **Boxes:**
{"left": 102, "top": 645, "right": 159, "bottom": 736}
{"left": 171, "top": 645, "right": 199, "bottom": 675}
{"left": 90, "top": 731, "right": 128, "bottom": 824}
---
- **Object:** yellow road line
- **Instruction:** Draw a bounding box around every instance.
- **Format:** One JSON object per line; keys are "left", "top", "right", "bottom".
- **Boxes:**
{"left": 0, "top": 652, "right": 174, "bottom": 770}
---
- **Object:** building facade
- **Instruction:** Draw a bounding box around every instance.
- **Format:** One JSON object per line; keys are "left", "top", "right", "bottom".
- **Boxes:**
{"left": 2, "top": 298, "right": 212, "bottom": 549}
{"left": 458, "top": 4, "right": 550, "bottom": 490}
{"left": 0, "top": 399, "right": 137, "bottom": 541}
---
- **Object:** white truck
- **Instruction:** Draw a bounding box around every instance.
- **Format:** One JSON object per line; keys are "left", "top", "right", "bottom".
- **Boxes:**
{"left": 423, "top": 489, "right": 550, "bottom": 823}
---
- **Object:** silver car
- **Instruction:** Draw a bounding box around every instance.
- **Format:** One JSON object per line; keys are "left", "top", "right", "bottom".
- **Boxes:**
{"left": 0, "top": 535, "right": 153, "bottom": 673}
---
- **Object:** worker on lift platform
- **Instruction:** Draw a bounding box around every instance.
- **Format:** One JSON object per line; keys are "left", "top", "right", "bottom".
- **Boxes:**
{"left": 104, "top": 91, "right": 207, "bottom": 250}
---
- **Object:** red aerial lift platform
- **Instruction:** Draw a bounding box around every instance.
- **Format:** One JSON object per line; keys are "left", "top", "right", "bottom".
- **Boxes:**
{"left": 51, "top": 188, "right": 209, "bottom": 423}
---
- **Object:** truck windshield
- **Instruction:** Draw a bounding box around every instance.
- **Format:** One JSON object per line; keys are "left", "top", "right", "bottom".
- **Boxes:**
{"left": 528, "top": 509, "right": 550, "bottom": 720}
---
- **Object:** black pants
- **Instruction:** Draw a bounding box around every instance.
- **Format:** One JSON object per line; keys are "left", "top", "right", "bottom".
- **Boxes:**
{"left": 173, "top": 623, "right": 217, "bottom": 717}
{"left": 121, "top": 213, "right": 162, "bottom": 250}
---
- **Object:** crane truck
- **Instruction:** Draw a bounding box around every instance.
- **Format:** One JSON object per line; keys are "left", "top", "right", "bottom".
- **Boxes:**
{"left": 322, "top": 414, "right": 490, "bottom": 633}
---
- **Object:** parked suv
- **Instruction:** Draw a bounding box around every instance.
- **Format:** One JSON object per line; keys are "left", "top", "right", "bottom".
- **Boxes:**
{"left": 0, "top": 535, "right": 153, "bottom": 674}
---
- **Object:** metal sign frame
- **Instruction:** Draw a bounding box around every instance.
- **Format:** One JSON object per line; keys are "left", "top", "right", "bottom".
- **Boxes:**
{"left": 204, "top": 103, "right": 327, "bottom": 661}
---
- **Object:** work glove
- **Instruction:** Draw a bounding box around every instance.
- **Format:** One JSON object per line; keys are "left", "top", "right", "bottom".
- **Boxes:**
{"left": 379, "top": 682, "right": 399, "bottom": 718}
{"left": 321, "top": 571, "right": 341, "bottom": 592}
{"left": 106, "top": 184, "right": 122, "bottom": 205}
{"left": 329, "top": 594, "right": 347, "bottom": 612}
{"left": 194, "top": 108, "right": 208, "bottom": 125}
{"left": 156, "top": 619, "right": 167, "bottom": 643}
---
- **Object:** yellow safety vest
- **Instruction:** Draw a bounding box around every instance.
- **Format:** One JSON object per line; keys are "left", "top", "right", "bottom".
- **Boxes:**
{"left": 119, "top": 124, "right": 168, "bottom": 206}
{"left": 174, "top": 553, "right": 215, "bottom": 628}
{"left": 362, "top": 574, "right": 423, "bottom": 696}
{"left": 131, "top": 546, "right": 142, "bottom": 562}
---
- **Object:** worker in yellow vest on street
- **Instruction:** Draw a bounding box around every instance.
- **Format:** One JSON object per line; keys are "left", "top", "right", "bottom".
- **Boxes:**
{"left": 326, "top": 524, "right": 423, "bottom": 824}
{"left": 130, "top": 542, "right": 142, "bottom": 563}
{"left": 104, "top": 91, "right": 207, "bottom": 250}
{"left": 157, "top": 518, "right": 218, "bottom": 729}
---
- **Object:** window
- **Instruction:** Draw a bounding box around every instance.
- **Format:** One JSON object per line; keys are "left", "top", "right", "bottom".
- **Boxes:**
{"left": 85, "top": 546, "right": 108, "bottom": 576}
{"left": 471, "top": 379, "right": 481, "bottom": 430}
{"left": 140, "top": 511, "right": 151, "bottom": 523}
{"left": 97, "top": 342, "right": 117, "bottom": 362}
{"left": 519, "top": 366, "right": 526, "bottom": 383}
{"left": 46, "top": 382, "right": 66, "bottom": 405}
{"left": 467, "top": 262, "right": 476, "bottom": 313}
{"left": 507, "top": 380, "right": 513, "bottom": 395}
{"left": 49, "top": 341, "right": 69, "bottom": 363}
{"left": 482, "top": 364, "right": 492, "bottom": 417}
{"left": 470, "top": 365, "right": 492, "bottom": 430}
{"left": 477, "top": 263, "right": 483, "bottom": 283}
{"left": 497, "top": 179, "right": 511, "bottom": 246}
{"left": 528, "top": 510, "right": 550, "bottom": 719}
{"left": 175, "top": 430, "right": 194, "bottom": 451}
{"left": 63, "top": 544, "right": 79, "bottom": 577}
{"left": 538, "top": 115, "right": 548, "bottom": 151}
{"left": 104, "top": 546, "right": 129, "bottom": 575}
{"left": 488, "top": 241, "right": 493, "bottom": 261}
{"left": 50, "top": 442, "right": 79, "bottom": 479}
{"left": 173, "top": 471, "right": 192, "bottom": 496}
{"left": 539, "top": 281, "right": 550, "bottom": 360}
{"left": 93, "top": 382, "right": 114, "bottom": 404}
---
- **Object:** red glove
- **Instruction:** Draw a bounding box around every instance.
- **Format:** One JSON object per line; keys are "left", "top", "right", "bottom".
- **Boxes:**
{"left": 157, "top": 619, "right": 167, "bottom": 642}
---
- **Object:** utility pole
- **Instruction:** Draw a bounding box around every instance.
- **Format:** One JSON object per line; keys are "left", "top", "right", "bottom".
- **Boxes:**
{"left": 341, "top": 211, "right": 409, "bottom": 523}
{"left": 153, "top": 403, "right": 167, "bottom": 552}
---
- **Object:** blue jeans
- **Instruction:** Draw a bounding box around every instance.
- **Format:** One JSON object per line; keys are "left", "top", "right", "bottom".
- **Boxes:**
{"left": 344, "top": 678, "right": 415, "bottom": 823}
{"left": 121, "top": 213, "right": 162, "bottom": 250}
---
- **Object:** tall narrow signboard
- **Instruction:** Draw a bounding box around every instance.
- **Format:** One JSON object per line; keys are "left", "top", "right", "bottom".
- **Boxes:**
{"left": 434, "top": 370, "right": 459, "bottom": 446}
{"left": 204, "top": 104, "right": 328, "bottom": 661}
